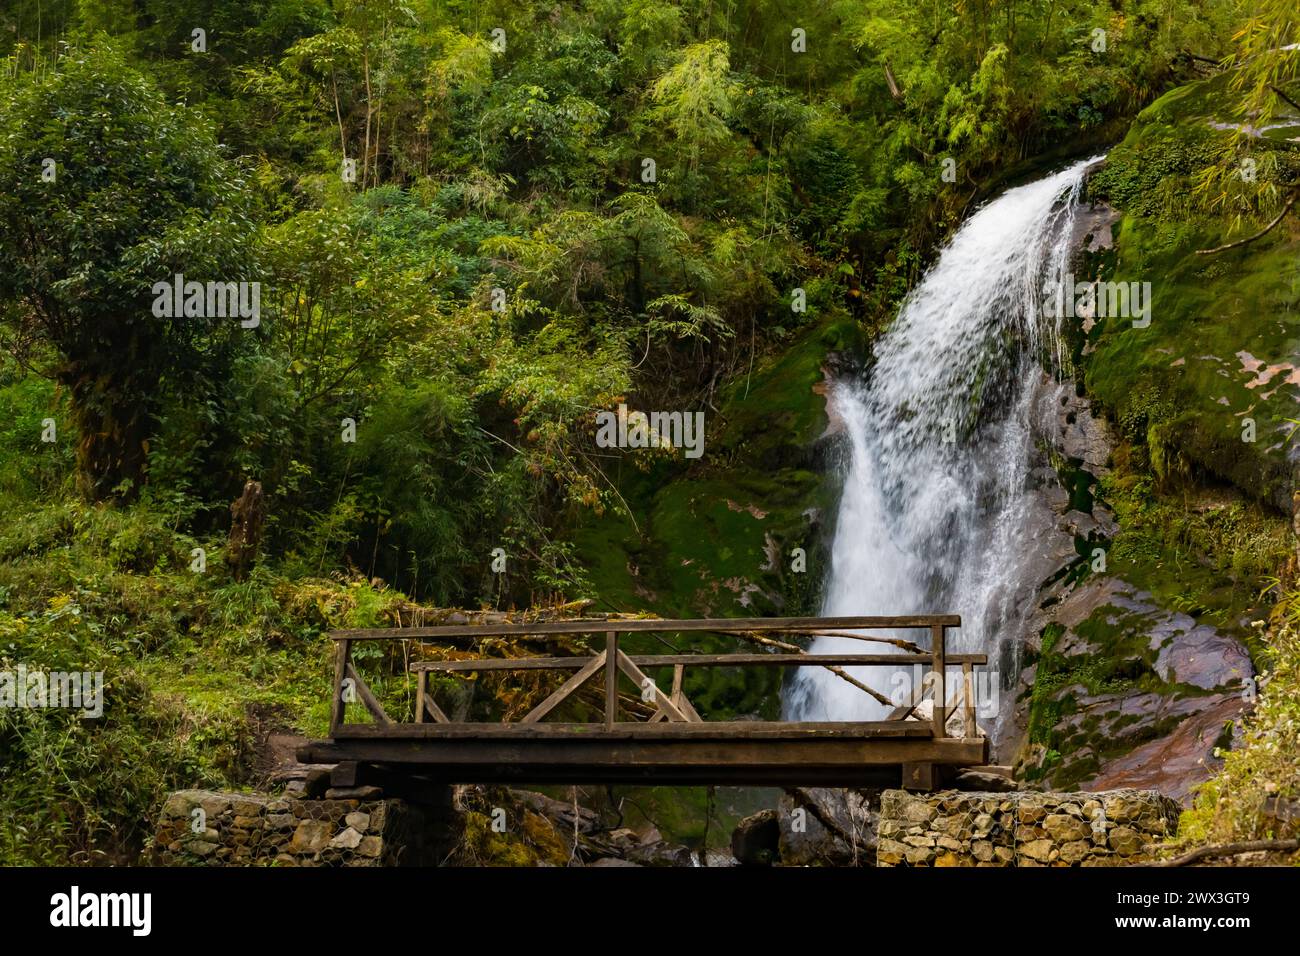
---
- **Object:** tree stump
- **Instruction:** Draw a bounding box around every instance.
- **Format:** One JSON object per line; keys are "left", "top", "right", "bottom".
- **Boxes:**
{"left": 226, "top": 480, "right": 266, "bottom": 580}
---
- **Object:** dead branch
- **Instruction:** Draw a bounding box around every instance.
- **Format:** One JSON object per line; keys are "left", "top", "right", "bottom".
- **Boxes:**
{"left": 884, "top": 61, "right": 903, "bottom": 101}
{"left": 785, "top": 787, "right": 861, "bottom": 848}
{"left": 801, "top": 630, "right": 925, "bottom": 653}
{"left": 735, "top": 631, "right": 894, "bottom": 707}
{"left": 1196, "top": 190, "right": 1298, "bottom": 254}
{"left": 1153, "top": 839, "right": 1300, "bottom": 866}
{"left": 1270, "top": 83, "right": 1300, "bottom": 115}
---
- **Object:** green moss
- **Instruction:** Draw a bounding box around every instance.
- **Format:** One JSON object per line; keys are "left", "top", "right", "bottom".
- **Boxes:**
{"left": 1095, "top": 455, "right": 1288, "bottom": 657}
{"left": 1086, "top": 70, "right": 1300, "bottom": 513}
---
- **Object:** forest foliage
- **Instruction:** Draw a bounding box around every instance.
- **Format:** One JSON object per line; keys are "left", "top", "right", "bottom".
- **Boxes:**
{"left": 0, "top": 0, "right": 1256, "bottom": 606}
{"left": 0, "top": 0, "right": 1294, "bottom": 864}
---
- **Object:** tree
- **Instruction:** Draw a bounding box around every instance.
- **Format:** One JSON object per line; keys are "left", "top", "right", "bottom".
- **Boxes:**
{"left": 0, "top": 46, "right": 256, "bottom": 499}
{"left": 651, "top": 41, "right": 736, "bottom": 173}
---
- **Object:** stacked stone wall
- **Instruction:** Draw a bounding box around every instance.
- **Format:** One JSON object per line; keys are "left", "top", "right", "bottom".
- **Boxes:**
{"left": 152, "top": 790, "right": 445, "bottom": 866}
{"left": 877, "top": 788, "right": 1180, "bottom": 866}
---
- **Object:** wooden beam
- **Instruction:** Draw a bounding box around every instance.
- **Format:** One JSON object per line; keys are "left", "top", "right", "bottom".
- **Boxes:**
{"left": 331, "top": 761, "right": 359, "bottom": 787}
{"left": 326, "top": 720, "right": 935, "bottom": 739}
{"left": 423, "top": 693, "right": 450, "bottom": 724}
{"left": 670, "top": 664, "right": 702, "bottom": 722}
{"left": 962, "top": 661, "right": 976, "bottom": 739}
{"left": 344, "top": 662, "right": 391, "bottom": 725}
{"left": 410, "top": 652, "right": 987, "bottom": 671}
{"left": 330, "top": 638, "right": 350, "bottom": 734}
{"left": 930, "top": 625, "right": 946, "bottom": 740}
{"left": 295, "top": 734, "right": 988, "bottom": 787}
{"left": 415, "top": 669, "right": 426, "bottom": 724}
{"left": 519, "top": 650, "right": 607, "bottom": 724}
{"left": 616, "top": 650, "right": 689, "bottom": 722}
{"left": 330, "top": 614, "right": 963, "bottom": 640}
{"left": 902, "top": 762, "right": 936, "bottom": 791}
{"left": 605, "top": 632, "right": 618, "bottom": 730}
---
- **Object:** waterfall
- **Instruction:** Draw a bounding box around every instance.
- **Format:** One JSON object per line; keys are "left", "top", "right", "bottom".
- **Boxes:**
{"left": 784, "top": 156, "right": 1103, "bottom": 732}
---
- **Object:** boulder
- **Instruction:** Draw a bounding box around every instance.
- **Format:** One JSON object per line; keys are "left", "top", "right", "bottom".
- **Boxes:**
{"left": 730, "top": 809, "right": 780, "bottom": 866}
{"left": 953, "top": 769, "right": 1016, "bottom": 793}
{"left": 778, "top": 788, "right": 877, "bottom": 866}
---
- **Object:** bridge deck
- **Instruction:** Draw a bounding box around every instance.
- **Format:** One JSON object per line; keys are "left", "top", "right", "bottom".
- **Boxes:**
{"left": 298, "top": 722, "right": 987, "bottom": 786}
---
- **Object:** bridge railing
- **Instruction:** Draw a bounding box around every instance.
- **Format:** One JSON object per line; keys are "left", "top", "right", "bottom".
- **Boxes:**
{"left": 325, "top": 615, "right": 986, "bottom": 741}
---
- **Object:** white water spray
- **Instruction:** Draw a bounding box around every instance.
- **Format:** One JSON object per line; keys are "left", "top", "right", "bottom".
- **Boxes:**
{"left": 784, "top": 157, "right": 1103, "bottom": 732}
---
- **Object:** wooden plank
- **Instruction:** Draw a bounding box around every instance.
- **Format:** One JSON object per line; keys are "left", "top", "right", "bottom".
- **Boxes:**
{"left": 605, "top": 632, "right": 618, "bottom": 730}
{"left": 329, "top": 638, "right": 350, "bottom": 734}
{"left": 326, "top": 720, "right": 936, "bottom": 739}
{"left": 344, "top": 662, "right": 392, "bottom": 725}
{"left": 411, "top": 652, "right": 987, "bottom": 671}
{"left": 415, "top": 670, "right": 426, "bottom": 725}
{"left": 519, "top": 650, "right": 607, "bottom": 724}
{"left": 902, "top": 762, "right": 936, "bottom": 791}
{"left": 930, "top": 624, "right": 946, "bottom": 740}
{"left": 295, "top": 735, "right": 988, "bottom": 785}
{"left": 670, "top": 663, "right": 702, "bottom": 722}
{"left": 962, "top": 661, "right": 976, "bottom": 739}
{"left": 616, "top": 650, "right": 689, "bottom": 722}
{"left": 423, "top": 693, "right": 450, "bottom": 724}
{"left": 331, "top": 614, "right": 963, "bottom": 640}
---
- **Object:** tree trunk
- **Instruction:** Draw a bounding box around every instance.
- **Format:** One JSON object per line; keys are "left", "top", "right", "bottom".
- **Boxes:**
{"left": 59, "top": 356, "right": 152, "bottom": 502}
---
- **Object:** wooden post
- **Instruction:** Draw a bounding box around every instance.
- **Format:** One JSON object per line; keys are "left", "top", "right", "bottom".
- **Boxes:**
{"left": 962, "top": 661, "right": 975, "bottom": 739}
{"left": 330, "top": 639, "right": 350, "bottom": 735}
{"left": 415, "top": 669, "right": 426, "bottom": 724}
{"left": 902, "top": 762, "right": 935, "bottom": 791}
{"left": 605, "top": 632, "right": 618, "bottom": 729}
{"left": 930, "top": 625, "right": 945, "bottom": 739}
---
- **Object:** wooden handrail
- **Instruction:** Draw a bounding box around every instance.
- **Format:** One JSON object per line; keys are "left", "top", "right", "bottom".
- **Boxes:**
{"left": 409, "top": 653, "right": 988, "bottom": 671}
{"left": 329, "top": 615, "right": 979, "bottom": 742}
{"left": 327, "top": 614, "right": 961, "bottom": 640}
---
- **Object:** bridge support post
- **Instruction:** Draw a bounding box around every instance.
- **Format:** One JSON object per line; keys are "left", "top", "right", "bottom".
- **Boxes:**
{"left": 605, "top": 631, "right": 618, "bottom": 729}
{"left": 901, "top": 762, "right": 935, "bottom": 790}
{"left": 330, "top": 638, "right": 351, "bottom": 735}
{"left": 930, "top": 625, "right": 946, "bottom": 740}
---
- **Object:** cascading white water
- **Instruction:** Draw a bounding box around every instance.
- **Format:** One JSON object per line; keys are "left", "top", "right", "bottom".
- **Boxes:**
{"left": 784, "top": 156, "right": 1103, "bottom": 733}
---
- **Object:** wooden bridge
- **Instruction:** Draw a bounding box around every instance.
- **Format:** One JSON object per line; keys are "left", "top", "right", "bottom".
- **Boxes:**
{"left": 296, "top": 615, "right": 990, "bottom": 790}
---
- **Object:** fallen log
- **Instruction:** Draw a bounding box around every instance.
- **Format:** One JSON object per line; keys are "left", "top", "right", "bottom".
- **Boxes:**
{"left": 1152, "top": 838, "right": 1300, "bottom": 866}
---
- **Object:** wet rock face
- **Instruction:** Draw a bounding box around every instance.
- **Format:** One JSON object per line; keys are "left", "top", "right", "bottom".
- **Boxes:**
{"left": 1004, "top": 369, "right": 1258, "bottom": 804}
{"left": 1086, "top": 695, "right": 1247, "bottom": 802}
{"left": 1015, "top": 574, "right": 1253, "bottom": 801}
{"left": 877, "top": 788, "right": 1179, "bottom": 866}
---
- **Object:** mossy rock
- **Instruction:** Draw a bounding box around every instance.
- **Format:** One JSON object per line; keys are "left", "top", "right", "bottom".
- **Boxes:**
{"left": 1086, "top": 70, "right": 1300, "bottom": 512}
